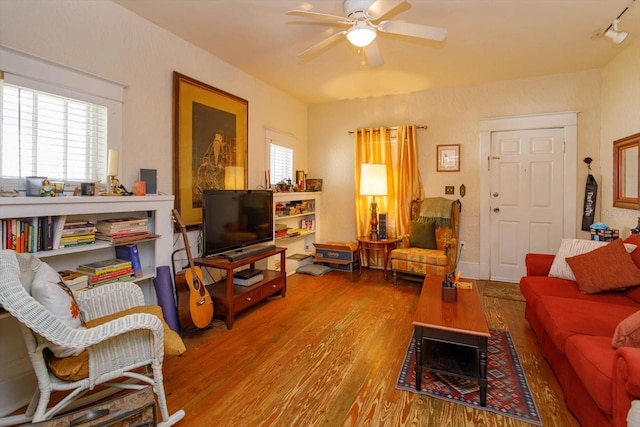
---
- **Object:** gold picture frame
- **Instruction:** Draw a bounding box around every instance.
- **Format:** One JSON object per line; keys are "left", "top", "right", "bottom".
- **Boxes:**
{"left": 436, "top": 144, "right": 460, "bottom": 172}
{"left": 173, "top": 72, "right": 248, "bottom": 228}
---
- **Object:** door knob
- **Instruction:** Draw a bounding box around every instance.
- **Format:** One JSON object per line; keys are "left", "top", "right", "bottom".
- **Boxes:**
{"left": 493, "top": 208, "right": 500, "bottom": 213}
{"left": 493, "top": 192, "right": 499, "bottom": 197}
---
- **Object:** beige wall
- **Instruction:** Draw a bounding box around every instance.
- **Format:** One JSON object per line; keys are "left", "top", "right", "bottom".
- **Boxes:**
{"left": 0, "top": 0, "right": 307, "bottom": 194}
{"left": 600, "top": 37, "right": 640, "bottom": 235}
{"left": 308, "top": 71, "right": 602, "bottom": 267}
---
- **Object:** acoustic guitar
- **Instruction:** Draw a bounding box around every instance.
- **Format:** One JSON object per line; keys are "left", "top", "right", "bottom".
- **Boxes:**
{"left": 172, "top": 209, "right": 213, "bottom": 329}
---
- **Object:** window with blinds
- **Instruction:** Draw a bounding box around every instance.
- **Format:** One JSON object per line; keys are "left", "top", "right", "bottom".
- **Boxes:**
{"left": 1, "top": 82, "right": 108, "bottom": 183}
{"left": 270, "top": 142, "right": 293, "bottom": 185}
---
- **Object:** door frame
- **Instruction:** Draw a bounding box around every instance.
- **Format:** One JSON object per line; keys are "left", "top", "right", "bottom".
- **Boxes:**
{"left": 478, "top": 111, "right": 578, "bottom": 280}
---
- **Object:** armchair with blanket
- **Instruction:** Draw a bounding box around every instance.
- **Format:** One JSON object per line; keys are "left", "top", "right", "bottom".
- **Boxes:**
{"left": 390, "top": 197, "right": 461, "bottom": 284}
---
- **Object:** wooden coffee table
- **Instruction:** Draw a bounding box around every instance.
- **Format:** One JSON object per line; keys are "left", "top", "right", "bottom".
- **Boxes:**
{"left": 412, "top": 275, "right": 490, "bottom": 406}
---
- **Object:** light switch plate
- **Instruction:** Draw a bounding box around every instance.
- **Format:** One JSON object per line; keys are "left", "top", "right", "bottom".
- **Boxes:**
{"left": 445, "top": 186, "right": 454, "bottom": 195}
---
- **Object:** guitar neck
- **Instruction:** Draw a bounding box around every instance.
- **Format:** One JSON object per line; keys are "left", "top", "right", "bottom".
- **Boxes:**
{"left": 172, "top": 209, "right": 197, "bottom": 270}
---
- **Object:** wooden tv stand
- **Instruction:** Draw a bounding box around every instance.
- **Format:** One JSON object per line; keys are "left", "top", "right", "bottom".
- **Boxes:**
{"left": 194, "top": 247, "right": 286, "bottom": 330}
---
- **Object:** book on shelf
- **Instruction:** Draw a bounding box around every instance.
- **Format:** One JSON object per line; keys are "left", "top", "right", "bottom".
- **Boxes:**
{"left": 52, "top": 215, "right": 67, "bottom": 250}
{"left": 114, "top": 243, "right": 143, "bottom": 277}
{"left": 96, "top": 218, "right": 148, "bottom": 232}
{"left": 233, "top": 274, "right": 263, "bottom": 287}
{"left": 300, "top": 218, "right": 315, "bottom": 231}
{"left": 77, "top": 258, "right": 133, "bottom": 275}
{"left": 96, "top": 232, "right": 158, "bottom": 244}
{"left": 88, "top": 272, "right": 136, "bottom": 288}
{"left": 58, "top": 270, "right": 89, "bottom": 291}
{"left": 86, "top": 267, "right": 135, "bottom": 284}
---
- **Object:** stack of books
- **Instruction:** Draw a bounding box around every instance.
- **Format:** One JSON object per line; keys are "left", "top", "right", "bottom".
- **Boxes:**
{"left": 77, "top": 258, "right": 135, "bottom": 287}
{"left": 95, "top": 218, "right": 153, "bottom": 243}
{"left": 275, "top": 223, "right": 289, "bottom": 239}
{"left": 59, "top": 219, "right": 96, "bottom": 249}
{"left": 58, "top": 270, "right": 89, "bottom": 292}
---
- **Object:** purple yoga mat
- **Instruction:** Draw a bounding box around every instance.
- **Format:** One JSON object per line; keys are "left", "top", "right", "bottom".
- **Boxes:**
{"left": 153, "top": 266, "right": 180, "bottom": 333}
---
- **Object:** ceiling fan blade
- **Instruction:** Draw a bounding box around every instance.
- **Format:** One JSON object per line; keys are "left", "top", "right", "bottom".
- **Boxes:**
{"left": 286, "top": 10, "right": 349, "bottom": 24}
{"left": 378, "top": 20, "right": 448, "bottom": 41}
{"left": 366, "top": 0, "right": 405, "bottom": 21}
{"left": 298, "top": 31, "right": 347, "bottom": 57}
{"left": 364, "top": 40, "right": 384, "bottom": 68}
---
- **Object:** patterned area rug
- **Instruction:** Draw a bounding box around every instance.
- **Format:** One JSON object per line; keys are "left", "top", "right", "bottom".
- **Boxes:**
{"left": 396, "top": 328, "right": 542, "bottom": 425}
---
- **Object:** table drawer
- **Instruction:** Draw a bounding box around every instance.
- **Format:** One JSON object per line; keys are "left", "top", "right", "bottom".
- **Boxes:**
{"left": 263, "top": 279, "right": 284, "bottom": 297}
{"left": 233, "top": 287, "right": 263, "bottom": 312}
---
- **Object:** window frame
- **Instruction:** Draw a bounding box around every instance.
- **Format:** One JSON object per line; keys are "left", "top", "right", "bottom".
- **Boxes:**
{"left": 265, "top": 128, "right": 296, "bottom": 187}
{"left": 0, "top": 46, "right": 124, "bottom": 192}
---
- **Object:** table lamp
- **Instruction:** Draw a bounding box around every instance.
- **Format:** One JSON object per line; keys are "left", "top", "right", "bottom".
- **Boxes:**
{"left": 105, "top": 148, "right": 121, "bottom": 196}
{"left": 360, "top": 163, "right": 388, "bottom": 240}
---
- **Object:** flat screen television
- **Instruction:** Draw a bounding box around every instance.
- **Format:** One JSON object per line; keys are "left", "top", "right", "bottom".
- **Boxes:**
{"left": 202, "top": 189, "right": 274, "bottom": 257}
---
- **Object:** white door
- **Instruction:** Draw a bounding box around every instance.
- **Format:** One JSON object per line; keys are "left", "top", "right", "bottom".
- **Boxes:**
{"left": 489, "top": 128, "right": 565, "bottom": 281}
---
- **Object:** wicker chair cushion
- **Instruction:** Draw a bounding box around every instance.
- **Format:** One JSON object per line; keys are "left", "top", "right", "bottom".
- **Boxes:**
{"left": 30, "top": 262, "right": 86, "bottom": 358}
{"left": 48, "top": 305, "right": 186, "bottom": 381}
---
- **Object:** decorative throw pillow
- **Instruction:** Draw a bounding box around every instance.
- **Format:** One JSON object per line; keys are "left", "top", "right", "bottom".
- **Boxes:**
{"left": 30, "top": 262, "right": 86, "bottom": 358}
{"left": 612, "top": 310, "right": 640, "bottom": 348}
{"left": 47, "top": 305, "right": 186, "bottom": 381}
{"left": 549, "top": 238, "right": 637, "bottom": 281}
{"left": 625, "top": 234, "right": 640, "bottom": 270}
{"left": 409, "top": 221, "right": 437, "bottom": 249}
{"left": 566, "top": 239, "right": 640, "bottom": 294}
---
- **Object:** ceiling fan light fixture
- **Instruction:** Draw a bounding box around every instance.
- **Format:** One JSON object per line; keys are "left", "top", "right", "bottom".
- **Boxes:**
{"left": 346, "top": 22, "right": 376, "bottom": 47}
{"left": 604, "top": 19, "right": 628, "bottom": 44}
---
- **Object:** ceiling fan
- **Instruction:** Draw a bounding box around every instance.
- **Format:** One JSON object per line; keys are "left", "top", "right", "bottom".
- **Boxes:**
{"left": 286, "top": 0, "right": 448, "bottom": 67}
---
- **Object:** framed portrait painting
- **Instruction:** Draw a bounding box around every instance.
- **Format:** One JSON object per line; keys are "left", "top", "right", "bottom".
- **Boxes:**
{"left": 436, "top": 144, "right": 460, "bottom": 172}
{"left": 173, "top": 72, "right": 248, "bottom": 228}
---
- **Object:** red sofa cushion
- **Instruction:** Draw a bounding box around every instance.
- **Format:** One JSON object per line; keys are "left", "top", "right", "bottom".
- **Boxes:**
{"left": 566, "top": 239, "right": 640, "bottom": 294}
{"left": 520, "top": 275, "right": 639, "bottom": 308}
{"left": 536, "top": 296, "right": 638, "bottom": 355}
{"left": 565, "top": 335, "right": 617, "bottom": 415}
{"left": 625, "top": 234, "right": 640, "bottom": 269}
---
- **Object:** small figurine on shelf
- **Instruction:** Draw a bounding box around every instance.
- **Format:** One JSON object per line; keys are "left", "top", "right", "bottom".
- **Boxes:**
{"left": 40, "top": 179, "right": 55, "bottom": 197}
{"left": 632, "top": 217, "right": 640, "bottom": 234}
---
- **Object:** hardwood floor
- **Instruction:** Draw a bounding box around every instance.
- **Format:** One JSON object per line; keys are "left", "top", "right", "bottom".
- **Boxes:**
{"left": 162, "top": 270, "right": 579, "bottom": 426}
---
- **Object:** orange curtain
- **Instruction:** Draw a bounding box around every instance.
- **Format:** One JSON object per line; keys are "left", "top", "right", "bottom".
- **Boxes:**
{"left": 394, "top": 125, "right": 424, "bottom": 236}
{"left": 354, "top": 125, "right": 424, "bottom": 241}
{"left": 354, "top": 128, "right": 393, "bottom": 239}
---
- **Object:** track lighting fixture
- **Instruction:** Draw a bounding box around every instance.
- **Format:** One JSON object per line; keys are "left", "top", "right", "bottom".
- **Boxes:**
{"left": 604, "top": 19, "right": 628, "bottom": 44}
{"left": 601, "top": 0, "right": 635, "bottom": 44}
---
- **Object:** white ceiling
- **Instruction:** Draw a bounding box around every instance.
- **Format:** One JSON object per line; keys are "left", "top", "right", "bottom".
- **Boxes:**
{"left": 114, "top": 0, "right": 640, "bottom": 105}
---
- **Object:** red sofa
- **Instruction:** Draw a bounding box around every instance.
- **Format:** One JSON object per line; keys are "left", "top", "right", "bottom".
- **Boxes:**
{"left": 520, "top": 234, "right": 640, "bottom": 427}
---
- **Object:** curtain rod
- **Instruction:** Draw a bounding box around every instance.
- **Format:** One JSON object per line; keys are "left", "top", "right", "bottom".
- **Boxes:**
{"left": 348, "top": 125, "right": 428, "bottom": 135}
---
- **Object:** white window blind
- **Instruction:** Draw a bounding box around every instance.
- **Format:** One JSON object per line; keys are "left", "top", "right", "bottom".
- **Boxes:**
{"left": 0, "top": 45, "right": 124, "bottom": 191}
{"left": 2, "top": 82, "right": 107, "bottom": 181}
{"left": 270, "top": 143, "right": 293, "bottom": 185}
{"left": 265, "top": 129, "right": 296, "bottom": 186}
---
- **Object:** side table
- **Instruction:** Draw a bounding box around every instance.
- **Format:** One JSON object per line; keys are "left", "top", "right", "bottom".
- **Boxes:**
{"left": 357, "top": 236, "right": 397, "bottom": 280}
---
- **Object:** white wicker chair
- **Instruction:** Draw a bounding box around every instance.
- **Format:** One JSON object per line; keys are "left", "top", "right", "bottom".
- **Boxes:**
{"left": 0, "top": 250, "right": 185, "bottom": 426}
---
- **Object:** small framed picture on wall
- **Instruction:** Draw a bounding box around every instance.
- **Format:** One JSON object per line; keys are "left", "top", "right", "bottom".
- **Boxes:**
{"left": 437, "top": 144, "right": 460, "bottom": 172}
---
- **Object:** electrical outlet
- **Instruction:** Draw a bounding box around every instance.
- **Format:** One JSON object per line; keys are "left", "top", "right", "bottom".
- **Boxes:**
{"left": 445, "top": 186, "right": 455, "bottom": 195}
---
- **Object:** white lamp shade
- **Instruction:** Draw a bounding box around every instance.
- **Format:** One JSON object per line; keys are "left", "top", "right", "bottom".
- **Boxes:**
{"left": 107, "top": 149, "right": 119, "bottom": 176}
{"left": 225, "top": 166, "right": 245, "bottom": 190}
{"left": 360, "top": 163, "right": 388, "bottom": 196}
{"left": 346, "top": 22, "right": 377, "bottom": 47}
